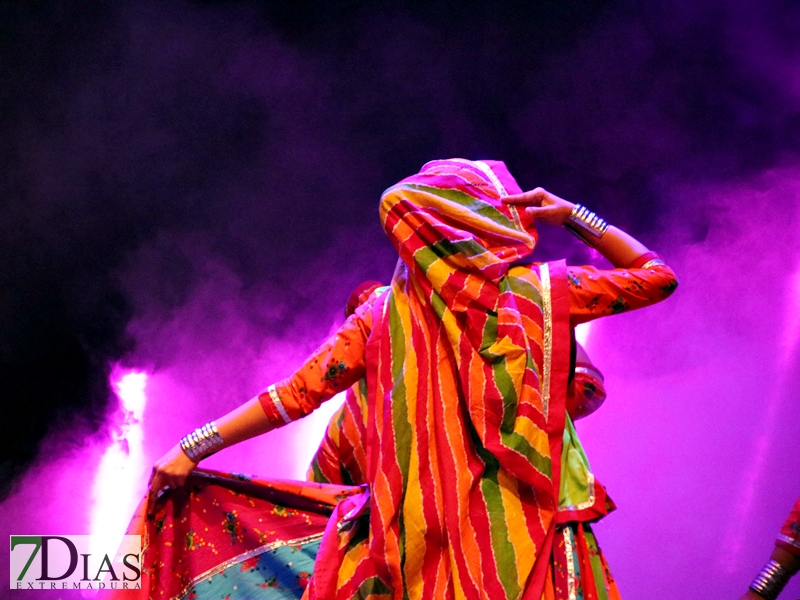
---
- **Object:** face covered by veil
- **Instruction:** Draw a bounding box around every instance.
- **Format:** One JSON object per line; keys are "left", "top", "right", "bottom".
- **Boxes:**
{"left": 332, "top": 158, "right": 573, "bottom": 600}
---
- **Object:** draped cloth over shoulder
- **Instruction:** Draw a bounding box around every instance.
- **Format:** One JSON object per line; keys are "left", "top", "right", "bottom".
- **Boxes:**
{"left": 308, "top": 159, "right": 573, "bottom": 600}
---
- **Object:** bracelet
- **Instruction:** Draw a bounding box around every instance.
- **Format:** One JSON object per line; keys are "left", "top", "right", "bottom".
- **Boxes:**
{"left": 749, "top": 559, "right": 791, "bottom": 600}
{"left": 564, "top": 204, "right": 609, "bottom": 243}
{"left": 180, "top": 421, "right": 224, "bottom": 462}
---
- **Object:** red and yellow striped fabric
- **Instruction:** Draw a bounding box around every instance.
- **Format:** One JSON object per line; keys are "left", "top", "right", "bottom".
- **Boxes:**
{"left": 305, "top": 160, "right": 573, "bottom": 600}
{"left": 260, "top": 159, "right": 677, "bottom": 599}
{"left": 307, "top": 355, "right": 609, "bottom": 488}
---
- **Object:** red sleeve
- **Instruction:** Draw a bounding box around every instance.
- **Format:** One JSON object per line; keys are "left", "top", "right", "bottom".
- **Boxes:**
{"left": 567, "top": 258, "right": 678, "bottom": 326}
{"left": 777, "top": 498, "right": 800, "bottom": 556}
{"left": 258, "top": 295, "right": 375, "bottom": 424}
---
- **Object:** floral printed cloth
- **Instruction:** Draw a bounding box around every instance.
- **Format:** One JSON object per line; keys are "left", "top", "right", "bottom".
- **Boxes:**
{"left": 181, "top": 540, "right": 320, "bottom": 600}
{"left": 99, "top": 470, "right": 360, "bottom": 600}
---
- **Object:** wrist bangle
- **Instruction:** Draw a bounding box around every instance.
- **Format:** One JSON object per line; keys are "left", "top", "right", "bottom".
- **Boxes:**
{"left": 180, "top": 421, "right": 224, "bottom": 462}
{"left": 749, "top": 559, "right": 791, "bottom": 600}
{"left": 564, "top": 204, "right": 609, "bottom": 243}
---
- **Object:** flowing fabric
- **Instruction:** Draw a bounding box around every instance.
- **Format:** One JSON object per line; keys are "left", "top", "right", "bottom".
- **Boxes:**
{"left": 304, "top": 159, "right": 573, "bottom": 600}
{"left": 122, "top": 158, "right": 678, "bottom": 600}
{"left": 99, "top": 470, "right": 361, "bottom": 600}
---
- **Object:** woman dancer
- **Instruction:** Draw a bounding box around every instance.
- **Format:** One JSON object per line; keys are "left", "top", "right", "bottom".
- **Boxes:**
{"left": 148, "top": 158, "right": 677, "bottom": 599}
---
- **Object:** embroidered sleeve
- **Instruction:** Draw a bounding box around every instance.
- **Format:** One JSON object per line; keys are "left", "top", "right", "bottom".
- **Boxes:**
{"left": 258, "top": 295, "right": 376, "bottom": 424}
{"left": 567, "top": 260, "right": 678, "bottom": 326}
{"left": 777, "top": 498, "right": 800, "bottom": 556}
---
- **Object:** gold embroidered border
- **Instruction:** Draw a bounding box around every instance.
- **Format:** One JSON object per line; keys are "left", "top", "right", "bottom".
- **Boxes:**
{"left": 472, "top": 160, "right": 508, "bottom": 197}
{"left": 267, "top": 384, "right": 291, "bottom": 424}
{"left": 563, "top": 526, "right": 577, "bottom": 600}
{"left": 169, "top": 532, "right": 325, "bottom": 600}
{"left": 540, "top": 263, "right": 552, "bottom": 419}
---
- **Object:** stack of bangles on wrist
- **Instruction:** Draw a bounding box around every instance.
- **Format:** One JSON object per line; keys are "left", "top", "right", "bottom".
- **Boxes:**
{"left": 180, "top": 421, "right": 224, "bottom": 462}
{"left": 749, "top": 559, "right": 790, "bottom": 600}
{"left": 563, "top": 203, "right": 609, "bottom": 243}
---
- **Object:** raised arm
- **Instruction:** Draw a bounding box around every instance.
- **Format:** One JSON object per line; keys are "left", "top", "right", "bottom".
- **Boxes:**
{"left": 504, "top": 187, "right": 658, "bottom": 268}
{"left": 146, "top": 295, "right": 377, "bottom": 515}
{"left": 504, "top": 187, "right": 678, "bottom": 325}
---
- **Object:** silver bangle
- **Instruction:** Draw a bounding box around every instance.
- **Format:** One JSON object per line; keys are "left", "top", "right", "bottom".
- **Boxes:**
{"left": 749, "top": 559, "right": 791, "bottom": 600}
{"left": 564, "top": 204, "right": 609, "bottom": 243}
{"left": 180, "top": 421, "right": 224, "bottom": 462}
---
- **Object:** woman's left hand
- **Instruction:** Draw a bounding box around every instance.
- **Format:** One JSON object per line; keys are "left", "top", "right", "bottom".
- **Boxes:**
{"left": 146, "top": 444, "right": 197, "bottom": 516}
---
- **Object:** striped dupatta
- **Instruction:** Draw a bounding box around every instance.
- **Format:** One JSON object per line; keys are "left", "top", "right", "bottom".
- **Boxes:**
{"left": 310, "top": 160, "right": 572, "bottom": 600}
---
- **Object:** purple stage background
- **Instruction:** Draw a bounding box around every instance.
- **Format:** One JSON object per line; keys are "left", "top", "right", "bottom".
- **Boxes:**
{"left": 1, "top": 1, "right": 800, "bottom": 598}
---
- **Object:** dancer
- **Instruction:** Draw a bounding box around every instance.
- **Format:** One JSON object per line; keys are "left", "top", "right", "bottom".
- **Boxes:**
{"left": 741, "top": 498, "right": 800, "bottom": 599}
{"left": 148, "top": 158, "right": 678, "bottom": 599}
{"left": 308, "top": 311, "right": 607, "bottom": 486}
{"left": 307, "top": 291, "right": 615, "bottom": 597}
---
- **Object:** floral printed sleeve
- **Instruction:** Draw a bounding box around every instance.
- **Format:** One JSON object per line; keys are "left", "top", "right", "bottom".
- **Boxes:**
{"left": 258, "top": 294, "right": 378, "bottom": 425}
{"left": 777, "top": 498, "right": 800, "bottom": 557}
{"left": 567, "top": 258, "right": 678, "bottom": 326}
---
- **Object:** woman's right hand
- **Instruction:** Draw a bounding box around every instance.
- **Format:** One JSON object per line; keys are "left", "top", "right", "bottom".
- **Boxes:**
{"left": 146, "top": 444, "right": 198, "bottom": 516}
{"left": 503, "top": 187, "right": 575, "bottom": 229}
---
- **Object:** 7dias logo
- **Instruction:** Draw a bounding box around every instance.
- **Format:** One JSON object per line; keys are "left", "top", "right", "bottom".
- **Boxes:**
{"left": 9, "top": 535, "right": 141, "bottom": 591}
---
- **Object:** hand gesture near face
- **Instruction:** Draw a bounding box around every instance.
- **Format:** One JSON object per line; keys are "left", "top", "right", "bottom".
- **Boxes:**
{"left": 503, "top": 187, "right": 575, "bottom": 228}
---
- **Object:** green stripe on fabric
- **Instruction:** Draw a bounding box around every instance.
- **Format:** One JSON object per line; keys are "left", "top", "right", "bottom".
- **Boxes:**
{"left": 307, "top": 460, "right": 329, "bottom": 484}
{"left": 468, "top": 425, "right": 521, "bottom": 599}
{"left": 354, "top": 576, "right": 393, "bottom": 599}
{"left": 584, "top": 526, "right": 611, "bottom": 600}
{"left": 476, "top": 292, "right": 519, "bottom": 432}
{"left": 500, "top": 275, "right": 542, "bottom": 380}
{"left": 413, "top": 239, "right": 487, "bottom": 276}
{"left": 429, "top": 291, "right": 447, "bottom": 320}
{"left": 506, "top": 274, "right": 544, "bottom": 305}
{"left": 341, "top": 466, "right": 356, "bottom": 487}
{"left": 388, "top": 299, "right": 411, "bottom": 490}
{"left": 479, "top": 310, "right": 498, "bottom": 354}
{"left": 490, "top": 359, "right": 518, "bottom": 431}
{"left": 388, "top": 299, "right": 411, "bottom": 578}
{"left": 499, "top": 431, "right": 552, "bottom": 478}
{"left": 391, "top": 183, "right": 517, "bottom": 230}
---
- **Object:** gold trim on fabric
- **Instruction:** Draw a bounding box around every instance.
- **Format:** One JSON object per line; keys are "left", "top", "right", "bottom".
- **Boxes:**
{"left": 267, "top": 384, "right": 291, "bottom": 424}
{"left": 563, "top": 527, "right": 577, "bottom": 600}
{"left": 473, "top": 160, "right": 508, "bottom": 197}
{"left": 777, "top": 533, "right": 800, "bottom": 550}
{"left": 560, "top": 471, "right": 597, "bottom": 512}
{"left": 540, "top": 263, "right": 553, "bottom": 419}
{"left": 170, "top": 532, "right": 325, "bottom": 600}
